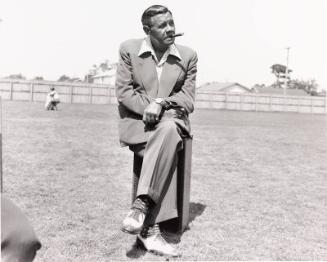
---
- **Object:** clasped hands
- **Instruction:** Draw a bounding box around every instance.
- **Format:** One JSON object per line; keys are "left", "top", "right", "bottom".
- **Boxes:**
{"left": 142, "top": 101, "right": 162, "bottom": 125}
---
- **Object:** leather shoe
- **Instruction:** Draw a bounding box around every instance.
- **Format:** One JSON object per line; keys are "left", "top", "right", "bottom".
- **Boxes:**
{"left": 137, "top": 224, "right": 180, "bottom": 257}
{"left": 121, "top": 198, "right": 149, "bottom": 234}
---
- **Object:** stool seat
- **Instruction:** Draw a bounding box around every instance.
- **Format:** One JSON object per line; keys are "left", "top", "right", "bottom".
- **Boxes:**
{"left": 132, "top": 136, "right": 192, "bottom": 233}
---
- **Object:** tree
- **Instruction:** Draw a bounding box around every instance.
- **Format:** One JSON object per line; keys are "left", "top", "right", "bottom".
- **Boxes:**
{"left": 99, "top": 60, "right": 110, "bottom": 71}
{"left": 57, "top": 75, "right": 71, "bottom": 82}
{"left": 289, "top": 79, "right": 318, "bottom": 94}
{"left": 57, "top": 75, "right": 83, "bottom": 82}
{"left": 84, "top": 60, "right": 117, "bottom": 83}
{"left": 33, "top": 76, "right": 44, "bottom": 81}
{"left": 5, "top": 73, "right": 26, "bottom": 80}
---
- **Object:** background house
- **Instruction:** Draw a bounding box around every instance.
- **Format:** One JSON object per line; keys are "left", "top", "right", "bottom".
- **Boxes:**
{"left": 197, "top": 82, "right": 252, "bottom": 93}
{"left": 255, "top": 87, "right": 310, "bottom": 96}
{"left": 85, "top": 61, "right": 117, "bottom": 86}
{"left": 90, "top": 63, "right": 117, "bottom": 86}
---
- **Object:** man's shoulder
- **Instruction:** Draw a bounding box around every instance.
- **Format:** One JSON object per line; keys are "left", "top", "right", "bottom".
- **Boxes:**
{"left": 175, "top": 44, "right": 197, "bottom": 60}
{"left": 119, "top": 38, "right": 143, "bottom": 53}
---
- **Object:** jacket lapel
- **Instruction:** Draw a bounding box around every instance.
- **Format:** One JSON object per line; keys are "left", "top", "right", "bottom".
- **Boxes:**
{"left": 158, "top": 56, "right": 182, "bottom": 98}
{"left": 136, "top": 53, "right": 159, "bottom": 98}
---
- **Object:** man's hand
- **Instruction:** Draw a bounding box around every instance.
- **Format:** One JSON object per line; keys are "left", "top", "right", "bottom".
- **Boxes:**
{"left": 143, "top": 101, "right": 162, "bottom": 125}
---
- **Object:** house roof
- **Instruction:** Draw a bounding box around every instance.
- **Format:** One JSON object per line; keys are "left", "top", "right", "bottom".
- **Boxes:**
{"left": 90, "top": 63, "right": 117, "bottom": 79}
{"left": 197, "top": 82, "right": 251, "bottom": 93}
{"left": 91, "top": 68, "right": 116, "bottom": 79}
{"left": 256, "top": 87, "right": 310, "bottom": 96}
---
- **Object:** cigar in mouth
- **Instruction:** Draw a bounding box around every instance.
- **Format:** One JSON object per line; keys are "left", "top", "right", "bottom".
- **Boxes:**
{"left": 172, "top": 33, "right": 184, "bottom": 38}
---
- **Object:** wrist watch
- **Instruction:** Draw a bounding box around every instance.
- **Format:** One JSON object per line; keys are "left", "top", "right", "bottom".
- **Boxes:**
{"left": 155, "top": 98, "right": 165, "bottom": 106}
{"left": 155, "top": 98, "right": 171, "bottom": 110}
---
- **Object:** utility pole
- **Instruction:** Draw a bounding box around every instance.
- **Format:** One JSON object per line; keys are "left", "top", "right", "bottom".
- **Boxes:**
{"left": 284, "top": 47, "right": 290, "bottom": 96}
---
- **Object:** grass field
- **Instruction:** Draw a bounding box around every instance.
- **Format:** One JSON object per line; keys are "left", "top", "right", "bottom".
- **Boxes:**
{"left": 2, "top": 100, "right": 327, "bottom": 261}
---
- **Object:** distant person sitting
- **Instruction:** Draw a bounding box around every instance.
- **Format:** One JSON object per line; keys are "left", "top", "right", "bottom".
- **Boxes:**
{"left": 45, "top": 87, "right": 60, "bottom": 110}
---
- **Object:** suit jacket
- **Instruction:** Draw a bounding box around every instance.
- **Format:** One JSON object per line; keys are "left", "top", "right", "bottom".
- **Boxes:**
{"left": 115, "top": 38, "right": 198, "bottom": 146}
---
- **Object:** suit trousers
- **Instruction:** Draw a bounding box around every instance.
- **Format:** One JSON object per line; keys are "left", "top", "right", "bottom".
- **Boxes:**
{"left": 129, "top": 119, "right": 183, "bottom": 225}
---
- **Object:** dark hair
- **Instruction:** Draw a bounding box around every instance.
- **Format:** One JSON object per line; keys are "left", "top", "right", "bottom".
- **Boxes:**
{"left": 141, "top": 5, "right": 172, "bottom": 27}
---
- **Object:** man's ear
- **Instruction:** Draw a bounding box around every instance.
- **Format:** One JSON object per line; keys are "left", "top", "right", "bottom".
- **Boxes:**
{"left": 143, "top": 25, "right": 150, "bottom": 35}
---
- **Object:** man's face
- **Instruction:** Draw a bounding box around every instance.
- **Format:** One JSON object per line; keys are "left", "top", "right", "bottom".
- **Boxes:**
{"left": 147, "top": 12, "right": 175, "bottom": 51}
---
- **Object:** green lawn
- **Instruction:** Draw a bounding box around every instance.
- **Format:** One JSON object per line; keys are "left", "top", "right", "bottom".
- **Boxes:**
{"left": 2, "top": 101, "right": 327, "bottom": 261}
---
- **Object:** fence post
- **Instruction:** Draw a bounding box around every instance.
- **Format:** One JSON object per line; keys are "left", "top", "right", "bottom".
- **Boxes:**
{"left": 70, "top": 85, "right": 73, "bottom": 104}
{"left": 30, "top": 82, "right": 34, "bottom": 102}
{"left": 269, "top": 95, "right": 272, "bottom": 112}
{"left": 255, "top": 94, "right": 258, "bottom": 111}
{"left": 297, "top": 97, "right": 300, "bottom": 113}
{"left": 110, "top": 86, "right": 114, "bottom": 104}
{"left": 0, "top": 97, "right": 2, "bottom": 192}
{"left": 89, "top": 85, "right": 93, "bottom": 104}
{"left": 10, "top": 81, "right": 14, "bottom": 100}
{"left": 225, "top": 92, "right": 228, "bottom": 110}
{"left": 310, "top": 97, "right": 313, "bottom": 113}
{"left": 107, "top": 86, "right": 111, "bottom": 104}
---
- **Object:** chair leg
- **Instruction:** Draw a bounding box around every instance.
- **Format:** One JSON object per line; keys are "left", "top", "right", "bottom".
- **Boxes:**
{"left": 177, "top": 137, "right": 192, "bottom": 232}
{"left": 131, "top": 137, "right": 192, "bottom": 233}
{"left": 132, "top": 154, "right": 143, "bottom": 204}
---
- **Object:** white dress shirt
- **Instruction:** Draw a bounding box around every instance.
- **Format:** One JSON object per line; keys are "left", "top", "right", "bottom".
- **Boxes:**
{"left": 138, "top": 36, "right": 182, "bottom": 81}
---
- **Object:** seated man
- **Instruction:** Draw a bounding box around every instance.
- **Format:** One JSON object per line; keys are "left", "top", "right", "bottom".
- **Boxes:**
{"left": 1, "top": 196, "right": 41, "bottom": 262}
{"left": 45, "top": 87, "right": 60, "bottom": 110}
{"left": 115, "top": 5, "right": 197, "bottom": 257}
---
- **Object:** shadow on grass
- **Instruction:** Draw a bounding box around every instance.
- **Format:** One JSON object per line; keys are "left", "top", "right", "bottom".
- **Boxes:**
{"left": 188, "top": 202, "right": 206, "bottom": 224}
{"left": 126, "top": 202, "right": 206, "bottom": 258}
{"left": 162, "top": 202, "right": 206, "bottom": 244}
{"left": 126, "top": 238, "right": 147, "bottom": 259}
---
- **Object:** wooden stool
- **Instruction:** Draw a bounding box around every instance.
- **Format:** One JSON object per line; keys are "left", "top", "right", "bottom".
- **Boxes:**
{"left": 132, "top": 137, "right": 192, "bottom": 233}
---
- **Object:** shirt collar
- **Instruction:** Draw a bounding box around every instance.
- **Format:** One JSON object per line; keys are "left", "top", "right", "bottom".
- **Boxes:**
{"left": 138, "top": 36, "right": 182, "bottom": 62}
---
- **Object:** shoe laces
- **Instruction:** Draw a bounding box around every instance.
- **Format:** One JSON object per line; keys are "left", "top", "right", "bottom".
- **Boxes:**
{"left": 141, "top": 224, "right": 161, "bottom": 238}
{"left": 132, "top": 198, "right": 149, "bottom": 214}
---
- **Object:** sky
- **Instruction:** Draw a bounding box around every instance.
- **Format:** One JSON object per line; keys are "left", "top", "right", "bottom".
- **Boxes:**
{"left": 0, "top": 0, "right": 326, "bottom": 89}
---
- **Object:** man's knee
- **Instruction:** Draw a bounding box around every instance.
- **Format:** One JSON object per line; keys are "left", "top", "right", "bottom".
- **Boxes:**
{"left": 155, "top": 121, "right": 180, "bottom": 138}
{"left": 129, "top": 143, "right": 146, "bottom": 158}
{"left": 149, "top": 121, "right": 183, "bottom": 152}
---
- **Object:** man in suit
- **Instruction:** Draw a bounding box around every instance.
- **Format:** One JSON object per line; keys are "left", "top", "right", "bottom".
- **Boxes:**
{"left": 115, "top": 4, "right": 197, "bottom": 257}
